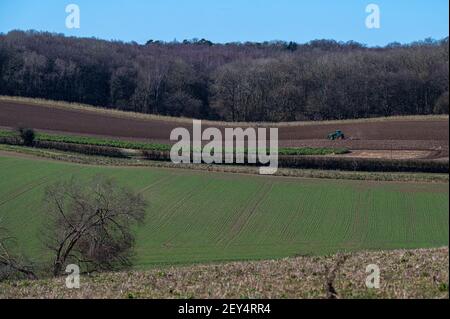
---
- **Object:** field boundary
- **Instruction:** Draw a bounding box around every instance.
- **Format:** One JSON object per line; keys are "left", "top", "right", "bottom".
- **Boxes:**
{"left": 1, "top": 145, "right": 448, "bottom": 183}
{"left": 1, "top": 135, "right": 448, "bottom": 173}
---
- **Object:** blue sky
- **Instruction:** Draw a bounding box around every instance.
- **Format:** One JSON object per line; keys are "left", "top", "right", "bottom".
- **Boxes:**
{"left": 0, "top": 0, "right": 448, "bottom": 46}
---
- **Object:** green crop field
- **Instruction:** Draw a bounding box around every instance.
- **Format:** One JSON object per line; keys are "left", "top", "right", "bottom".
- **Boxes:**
{"left": 0, "top": 155, "right": 448, "bottom": 268}
{"left": 0, "top": 128, "right": 349, "bottom": 156}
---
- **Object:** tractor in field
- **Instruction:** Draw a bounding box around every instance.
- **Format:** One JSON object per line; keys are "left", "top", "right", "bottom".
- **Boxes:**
{"left": 327, "top": 130, "right": 345, "bottom": 140}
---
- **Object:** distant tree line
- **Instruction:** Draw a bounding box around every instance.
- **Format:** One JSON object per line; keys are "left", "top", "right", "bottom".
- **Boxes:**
{"left": 0, "top": 30, "right": 448, "bottom": 121}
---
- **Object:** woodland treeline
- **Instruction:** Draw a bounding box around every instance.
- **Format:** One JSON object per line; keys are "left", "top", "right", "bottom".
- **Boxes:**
{"left": 0, "top": 30, "right": 448, "bottom": 122}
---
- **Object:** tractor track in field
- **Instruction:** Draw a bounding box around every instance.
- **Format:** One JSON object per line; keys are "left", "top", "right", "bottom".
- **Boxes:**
{"left": 137, "top": 173, "right": 178, "bottom": 195}
{"left": 160, "top": 181, "right": 226, "bottom": 248}
{"left": 151, "top": 178, "right": 215, "bottom": 240}
{"left": 278, "top": 193, "right": 306, "bottom": 244}
{"left": 222, "top": 182, "right": 275, "bottom": 248}
{"left": 0, "top": 177, "right": 51, "bottom": 207}
{"left": 0, "top": 166, "right": 84, "bottom": 207}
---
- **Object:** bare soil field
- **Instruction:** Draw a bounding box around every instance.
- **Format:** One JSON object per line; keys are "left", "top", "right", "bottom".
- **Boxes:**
{"left": 340, "top": 150, "right": 443, "bottom": 160}
{"left": 1, "top": 100, "right": 448, "bottom": 159}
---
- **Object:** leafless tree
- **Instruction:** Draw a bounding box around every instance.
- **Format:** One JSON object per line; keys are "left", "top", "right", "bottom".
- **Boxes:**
{"left": 0, "top": 221, "right": 36, "bottom": 280}
{"left": 42, "top": 175, "right": 147, "bottom": 277}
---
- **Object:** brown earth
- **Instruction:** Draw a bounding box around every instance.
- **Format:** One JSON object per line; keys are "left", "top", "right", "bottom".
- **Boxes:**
{"left": 1, "top": 100, "right": 448, "bottom": 159}
{"left": 340, "top": 150, "right": 443, "bottom": 160}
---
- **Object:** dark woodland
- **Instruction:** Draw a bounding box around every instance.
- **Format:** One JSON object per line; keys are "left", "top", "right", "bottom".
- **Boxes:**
{"left": 0, "top": 30, "right": 448, "bottom": 122}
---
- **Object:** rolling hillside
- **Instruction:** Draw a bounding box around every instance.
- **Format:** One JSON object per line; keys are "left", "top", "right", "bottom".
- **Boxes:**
{"left": 0, "top": 154, "right": 448, "bottom": 267}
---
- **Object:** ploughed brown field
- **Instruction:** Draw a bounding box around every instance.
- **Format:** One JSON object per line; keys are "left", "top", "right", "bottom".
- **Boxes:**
{"left": 0, "top": 100, "right": 448, "bottom": 159}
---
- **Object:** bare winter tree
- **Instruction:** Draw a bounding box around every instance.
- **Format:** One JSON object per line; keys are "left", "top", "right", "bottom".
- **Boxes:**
{"left": 42, "top": 175, "right": 147, "bottom": 276}
{"left": 0, "top": 221, "right": 36, "bottom": 280}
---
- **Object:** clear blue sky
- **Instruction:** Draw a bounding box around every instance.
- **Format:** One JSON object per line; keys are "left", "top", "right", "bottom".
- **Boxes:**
{"left": 0, "top": 0, "right": 448, "bottom": 46}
